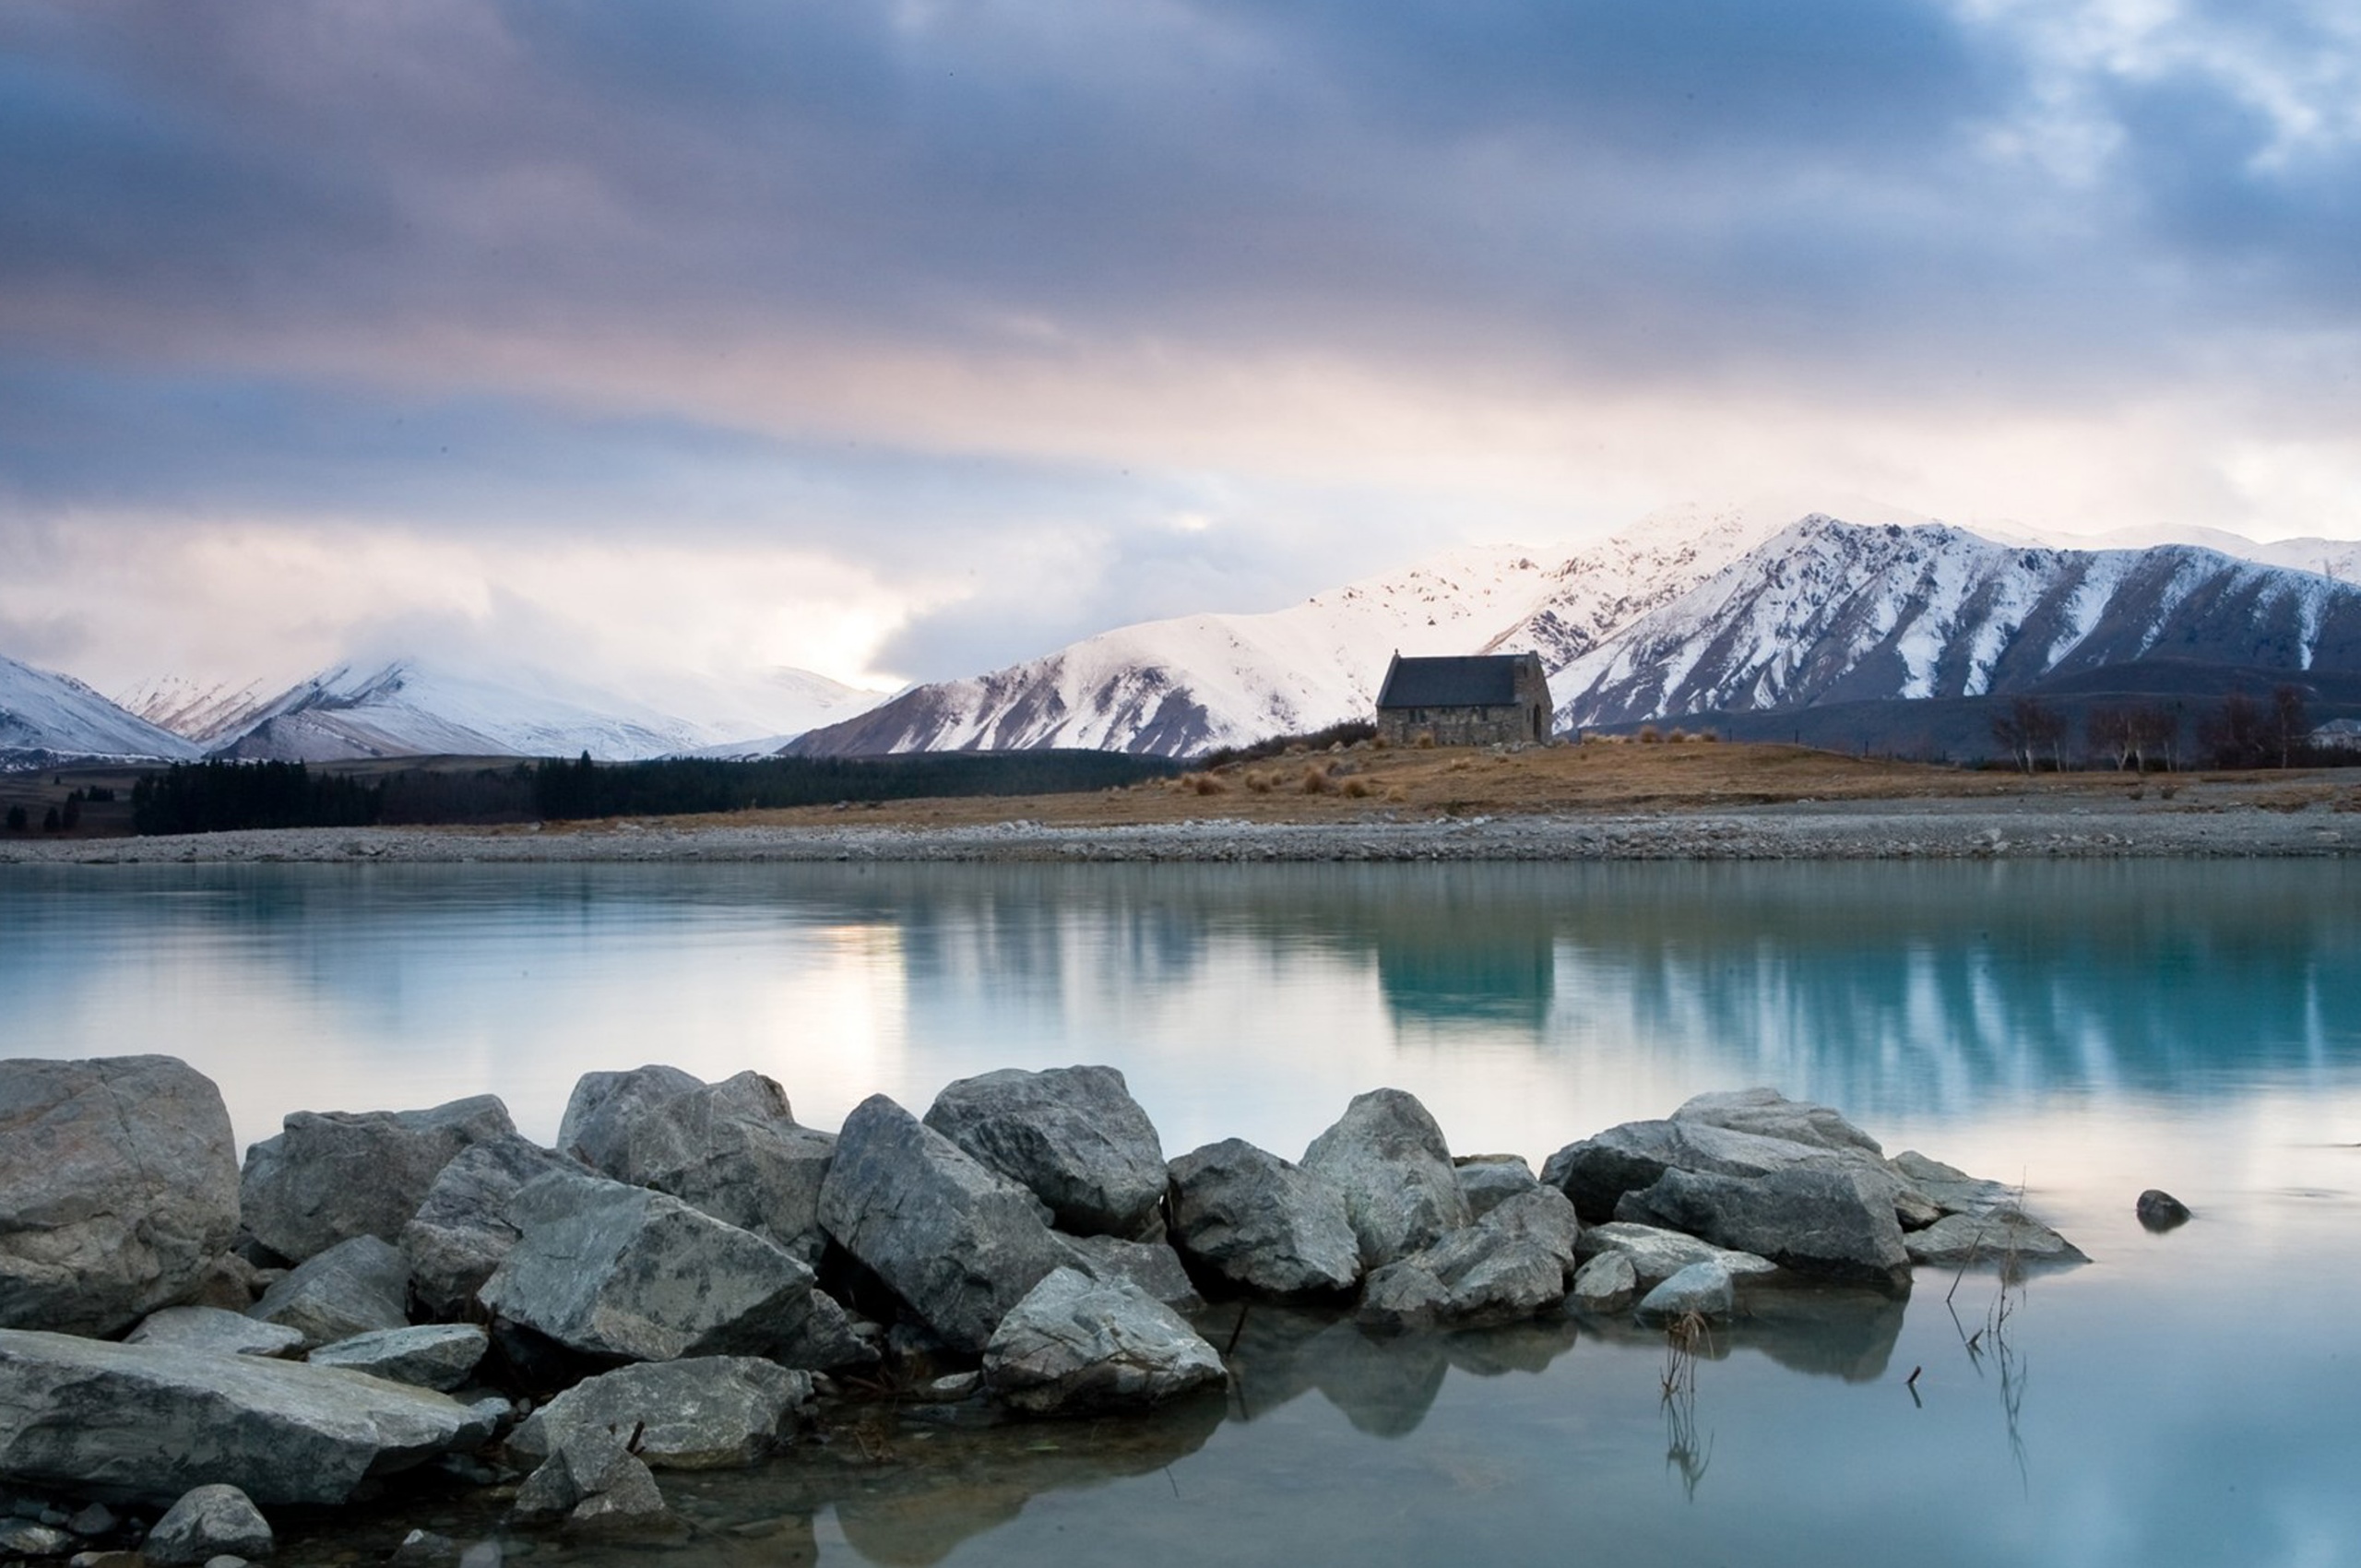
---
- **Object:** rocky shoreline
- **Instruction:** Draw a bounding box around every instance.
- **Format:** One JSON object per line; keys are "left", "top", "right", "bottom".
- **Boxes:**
{"left": 0, "top": 790, "right": 2355, "bottom": 866}
{"left": 1, "top": 1055, "right": 2084, "bottom": 1564}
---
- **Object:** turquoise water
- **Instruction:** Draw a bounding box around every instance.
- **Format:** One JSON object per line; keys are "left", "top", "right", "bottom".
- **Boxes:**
{"left": 5, "top": 861, "right": 2358, "bottom": 1565}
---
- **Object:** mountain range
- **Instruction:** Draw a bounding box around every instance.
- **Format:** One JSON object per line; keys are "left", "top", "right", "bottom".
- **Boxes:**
{"left": 8, "top": 505, "right": 2361, "bottom": 768}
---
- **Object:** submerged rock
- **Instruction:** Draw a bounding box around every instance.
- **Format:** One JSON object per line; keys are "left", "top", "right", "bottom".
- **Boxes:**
{"left": 245, "top": 1236, "right": 410, "bottom": 1350}
{"left": 307, "top": 1324, "right": 488, "bottom": 1391}
{"left": 143, "top": 1486, "right": 273, "bottom": 1566}
{"left": 506, "top": 1358, "right": 814, "bottom": 1471}
{"left": 1566, "top": 1251, "right": 1638, "bottom": 1314}
{"left": 480, "top": 1170, "right": 860, "bottom": 1367}
{"left": 1301, "top": 1089, "right": 1471, "bottom": 1269}
{"left": 2136, "top": 1189, "right": 2193, "bottom": 1232}
{"left": 577, "top": 1071, "right": 837, "bottom": 1254}
{"left": 816, "top": 1095, "right": 1072, "bottom": 1354}
{"left": 924, "top": 1065, "right": 1169, "bottom": 1239}
{"left": 1618, "top": 1167, "right": 1913, "bottom": 1289}
{"left": 1357, "top": 1187, "right": 1580, "bottom": 1331}
{"left": 240, "top": 1097, "right": 515, "bottom": 1265}
{"left": 400, "top": 1134, "right": 586, "bottom": 1320}
{"left": 0, "top": 1328, "right": 496, "bottom": 1507}
{"left": 0, "top": 1056, "right": 241, "bottom": 1338}
{"left": 1635, "top": 1261, "right": 1736, "bottom": 1324}
{"left": 1904, "top": 1207, "right": 2088, "bottom": 1268}
{"left": 126, "top": 1307, "right": 303, "bottom": 1360}
{"left": 981, "top": 1268, "right": 1225, "bottom": 1415}
{"left": 1166, "top": 1138, "right": 1361, "bottom": 1301}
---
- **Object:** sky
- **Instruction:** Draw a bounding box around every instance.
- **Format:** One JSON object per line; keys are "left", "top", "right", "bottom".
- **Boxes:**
{"left": 5, "top": 0, "right": 2360, "bottom": 699}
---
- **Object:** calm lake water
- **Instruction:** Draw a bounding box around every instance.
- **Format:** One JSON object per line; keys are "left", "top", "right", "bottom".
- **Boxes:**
{"left": 6, "top": 860, "right": 2359, "bottom": 1566}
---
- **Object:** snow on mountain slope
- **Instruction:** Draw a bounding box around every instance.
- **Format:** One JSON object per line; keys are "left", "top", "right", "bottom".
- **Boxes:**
{"left": 114, "top": 673, "right": 279, "bottom": 745}
{"left": 1553, "top": 517, "right": 2361, "bottom": 727}
{"left": 212, "top": 659, "right": 719, "bottom": 762}
{"left": 788, "top": 544, "right": 1574, "bottom": 756}
{"left": 1, "top": 655, "right": 202, "bottom": 762}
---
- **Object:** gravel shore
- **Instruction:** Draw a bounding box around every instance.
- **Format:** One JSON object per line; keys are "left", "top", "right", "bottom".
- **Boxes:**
{"left": 4, "top": 790, "right": 2355, "bottom": 865}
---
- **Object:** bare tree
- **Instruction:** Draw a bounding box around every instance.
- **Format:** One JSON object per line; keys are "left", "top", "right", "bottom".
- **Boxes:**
{"left": 2199, "top": 690, "right": 2266, "bottom": 769}
{"left": 2271, "top": 684, "right": 2309, "bottom": 769}
{"left": 2086, "top": 705, "right": 2136, "bottom": 770}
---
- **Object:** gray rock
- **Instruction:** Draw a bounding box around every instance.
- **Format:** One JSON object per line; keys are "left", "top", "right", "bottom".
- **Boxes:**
{"left": 387, "top": 1529, "right": 460, "bottom": 1567}
{"left": 1056, "top": 1233, "right": 1204, "bottom": 1312}
{"left": 1301, "top": 1089, "right": 1471, "bottom": 1269}
{"left": 923, "top": 1066, "right": 1168, "bottom": 1239}
{"left": 240, "top": 1096, "right": 515, "bottom": 1265}
{"left": 554, "top": 1066, "right": 703, "bottom": 1173}
{"left": 513, "top": 1422, "right": 645, "bottom": 1527}
{"left": 307, "top": 1324, "right": 488, "bottom": 1391}
{"left": 581, "top": 1072, "right": 837, "bottom": 1252}
{"left": 0, "top": 1521, "right": 74, "bottom": 1556}
{"left": 1672, "top": 1088, "right": 1884, "bottom": 1157}
{"left": 1635, "top": 1261, "right": 1736, "bottom": 1324}
{"left": 245, "top": 1236, "right": 409, "bottom": 1350}
{"left": 981, "top": 1269, "right": 1225, "bottom": 1416}
{"left": 144, "top": 1487, "right": 271, "bottom": 1566}
{"left": 1546, "top": 1113, "right": 1938, "bottom": 1229}
{"left": 816, "top": 1095, "right": 1072, "bottom": 1354}
{"left": 2137, "top": 1188, "right": 2192, "bottom": 1232}
{"left": 0, "top": 1329, "right": 495, "bottom": 1507}
{"left": 400, "top": 1135, "right": 585, "bottom": 1320}
{"left": 126, "top": 1307, "right": 304, "bottom": 1360}
{"left": 1888, "top": 1151, "right": 2016, "bottom": 1217}
{"left": 64, "top": 1505, "right": 117, "bottom": 1539}
{"left": 1453, "top": 1155, "right": 1539, "bottom": 1219}
{"left": 1357, "top": 1187, "right": 1580, "bottom": 1331}
{"left": 1567, "top": 1252, "right": 1638, "bottom": 1314}
{"left": 1166, "top": 1139, "right": 1361, "bottom": 1301}
{"left": 507, "top": 1358, "right": 814, "bottom": 1471}
{"left": 0, "top": 1057, "right": 241, "bottom": 1337}
{"left": 1904, "top": 1208, "right": 2088, "bottom": 1268}
{"left": 1572, "top": 1222, "right": 1780, "bottom": 1289}
{"left": 204, "top": 1558, "right": 248, "bottom": 1568}
{"left": 563, "top": 1452, "right": 671, "bottom": 1536}
{"left": 173, "top": 1253, "right": 267, "bottom": 1313}
{"left": 480, "top": 1170, "right": 860, "bottom": 1367}
{"left": 1619, "top": 1166, "right": 1913, "bottom": 1289}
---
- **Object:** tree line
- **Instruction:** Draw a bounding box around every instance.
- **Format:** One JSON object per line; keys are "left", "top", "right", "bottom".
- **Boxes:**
{"left": 1990, "top": 685, "right": 2343, "bottom": 773}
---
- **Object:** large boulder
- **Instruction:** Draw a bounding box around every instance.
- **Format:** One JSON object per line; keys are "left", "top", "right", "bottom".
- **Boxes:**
{"left": 1056, "top": 1233, "right": 1204, "bottom": 1312}
{"left": 1572, "top": 1222, "right": 1780, "bottom": 1290}
{"left": 1166, "top": 1139, "right": 1360, "bottom": 1301}
{"left": 241, "top": 1096, "right": 515, "bottom": 1265}
{"left": 1635, "top": 1261, "right": 1737, "bottom": 1324}
{"left": 1453, "top": 1155, "right": 1539, "bottom": 1220}
{"left": 1566, "top": 1252, "right": 1639, "bottom": 1314}
{"left": 1888, "top": 1151, "right": 2015, "bottom": 1217}
{"left": 981, "top": 1269, "right": 1225, "bottom": 1416}
{"left": 479, "top": 1171, "right": 862, "bottom": 1367}
{"left": 0, "top": 1056, "right": 240, "bottom": 1337}
{"left": 245, "top": 1236, "right": 410, "bottom": 1349}
{"left": 400, "top": 1134, "right": 586, "bottom": 1320}
{"left": 143, "top": 1485, "right": 273, "bottom": 1566}
{"left": 575, "top": 1072, "right": 837, "bottom": 1255}
{"left": 126, "top": 1306, "right": 303, "bottom": 1360}
{"left": 507, "top": 1358, "right": 814, "bottom": 1470}
{"left": 1618, "top": 1167, "right": 1913, "bottom": 1289}
{"left": 816, "top": 1095, "right": 1072, "bottom": 1354}
{"left": 307, "top": 1324, "right": 488, "bottom": 1391}
{"left": 0, "top": 1328, "right": 496, "bottom": 1507}
{"left": 1671, "top": 1088, "right": 1884, "bottom": 1157}
{"left": 1545, "top": 1112, "right": 1938, "bottom": 1229}
{"left": 554, "top": 1065, "right": 704, "bottom": 1171}
{"left": 922, "top": 1066, "right": 1169, "bottom": 1239}
{"left": 1357, "top": 1187, "right": 1580, "bottom": 1332}
{"left": 1300, "top": 1089, "right": 1470, "bottom": 1269}
{"left": 512, "top": 1422, "right": 673, "bottom": 1536}
{"left": 1904, "top": 1208, "right": 2088, "bottom": 1268}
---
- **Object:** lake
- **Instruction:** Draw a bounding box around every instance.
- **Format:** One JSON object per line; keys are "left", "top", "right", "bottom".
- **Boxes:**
{"left": 5, "top": 860, "right": 2358, "bottom": 1566}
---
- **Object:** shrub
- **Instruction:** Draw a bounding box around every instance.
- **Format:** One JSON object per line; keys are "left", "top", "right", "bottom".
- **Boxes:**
{"left": 1638, "top": 725, "right": 1664, "bottom": 743}
{"left": 1245, "top": 772, "right": 1274, "bottom": 794}
{"left": 1341, "top": 776, "right": 1371, "bottom": 798}
{"left": 1299, "top": 765, "right": 1335, "bottom": 795}
{"left": 1184, "top": 772, "right": 1231, "bottom": 796}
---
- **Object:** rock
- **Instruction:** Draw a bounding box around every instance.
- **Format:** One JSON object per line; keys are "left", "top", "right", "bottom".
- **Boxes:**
{"left": 554, "top": 1066, "right": 703, "bottom": 1173}
{"left": 1166, "top": 1139, "right": 1361, "bottom": 1300}
{"left": 307, "top": 1325, "right": 487, "bottom": 1391}
{"left": 1619, "top": 1167, "right": 1912, "bottom": 1289}
{"left": 126, "top": 1307, "right": 304, "bottom": 1360}
{"left": 175, "top": 1253, "right": 268, "bottom": 1313}
{"left": 71, "top": 1553, "right": 148, "bottom": 1568}
{"left": 1573, "top": 1223, "right": 1780, "bottom": 1289}
{"left": 205, "top": 1558, "right": 248, "bottom": 1568}
{"left": 400, "top": 1135, "right": 586, "bottom": 1320}
{"left": 245, "top": 1236, "right": 410, "bottom": 1350}
{"left": 1635, "top": 1261, "right": 1736, "bottom": 1324}
{"left": 1356, "top": 1187, "right": 1580, "bottom": 1331}
{"left": 1301, "top": 1089, "right": 1471, "bottom": 1269}
{"left": 0, "top": 1521, "right": 75, "bottom": 1556}
{"left": 512, "top": 1418, "right": 674, "bottom": 1534}
{"left": 0, "top": 1328, "right": 497, "bottom": 1507}
{"left": 1453, "top": 1155, "right": 1538, "bottom": 1219}
{"left": 1889, "top": 1151, "right": 2015, "bottom": 1217}
{"left": 506, "top": 1358, "right": 813, "bottom": 1471}
{"left": 0, "top": 1056, "right": 242, "bottom": 1337}
{"left": 1544, "top": 1117, "right": 1848, "bottom": 1224}
{"left": 816, "top": 1095, "right": 1072, "bottom": 1354}
{"left": 387, "top": 1529, "right": 460, "bottom": 1567}
{"left": 144, "top": 1487, "right": 272, "bottom": 1566}
{"left": 1055, "top": 1233, "right": 1204, "bottom": 1312}
{"left": 1671, "top": 1088, "right": 1884, "bottom": 1157}
{"left": 479, "top": 1171, "right": 860, "bottom": 1367}
{"left": 1567, "top": 1252, "right": 1638, "bottom": 1314}
{"left": 564, "top": 1452, "right": 671, "bottom": 1536}
{"left": 577, "top": 1072, "right": 837, "bottom": 1253}
{"left": 922, "top": 1066, "right": 1169, "bottom": 1239}
{"left": 240, "top": 1097, "right": 516, "bottom": 1265}
{"left": 64, "top": 1505, "right": 117, "bottom": 1539}
{"left": 919, "top": 1371, "right": 981, "bottom": 1400}
{"left": 981, "top": 1269, "right": 1225, "bottom": 1416}
{"left": 2136, "top": 1189, "right": 2192, "bottom": 1232}
{"left": 1904, "top": 1208, "right": 2088, "bottom": 1267}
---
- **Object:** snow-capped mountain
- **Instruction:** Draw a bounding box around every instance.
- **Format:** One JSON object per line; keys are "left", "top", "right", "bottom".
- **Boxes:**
{"left": 1553, "top": 517, "right": 2361, "bottom": 726}
{"left": 114, "top": 674, "right": 279, "bottom": 746}
{"left": 1, "top": 655, "right": 202, "bottom": 763}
